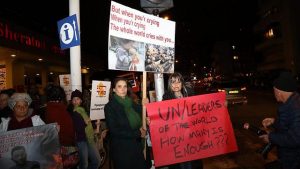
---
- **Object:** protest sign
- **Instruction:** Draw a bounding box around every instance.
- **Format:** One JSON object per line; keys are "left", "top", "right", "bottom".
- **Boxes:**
{"left": 59, "top": 74, "right": 72, "bottom": 101}
{"left": 108, "top": 1, "right": 175, "bottom": 73}
{"left": 90, "top": 80, "right": 111, "bottom": 120}
{"left": 0, "top": 65, "right": 6, "bottom": 90}
{"left": 0, "top": 123, "right": 62, "bottom": 169}
{"left": 146, "top": 92, "right": 238, "bottom": 166}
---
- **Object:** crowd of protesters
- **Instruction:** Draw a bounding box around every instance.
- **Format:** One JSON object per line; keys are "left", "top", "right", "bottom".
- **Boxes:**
{"left": 1, "top": 70, "right": 297, "bottom": 169}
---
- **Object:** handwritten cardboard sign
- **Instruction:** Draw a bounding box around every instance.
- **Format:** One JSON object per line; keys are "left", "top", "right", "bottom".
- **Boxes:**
{"left": 146, "top": 92, "right": 238, "bottom": 167}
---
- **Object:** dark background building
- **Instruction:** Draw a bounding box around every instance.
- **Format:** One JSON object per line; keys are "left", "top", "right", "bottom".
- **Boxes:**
{"left": 254, "top": 0, "right": 300, "bottom": 78}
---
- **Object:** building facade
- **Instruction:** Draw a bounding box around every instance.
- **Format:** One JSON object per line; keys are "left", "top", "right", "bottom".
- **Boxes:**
{"left": 254, "top": 0, "right": 300, "bottom": 75}
{"left": 0, "top": 18, "right": 69, "bottom": 91}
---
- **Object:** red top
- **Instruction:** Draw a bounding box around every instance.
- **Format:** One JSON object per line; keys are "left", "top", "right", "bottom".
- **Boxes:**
{"left": 45, "top": 102, "right": 76, "bottom": 146}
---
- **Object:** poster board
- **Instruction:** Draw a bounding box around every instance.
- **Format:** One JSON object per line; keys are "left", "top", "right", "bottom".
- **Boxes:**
{"left": 108, "top": 1, "right": 175, "bottom": 73}
{"left": 0, "top": 123, "right": 62, "bottom": 169}
{"left": 90, "top": 80, "right": 111, "bottom": 120}
{"left": 59, "top": 74, "right": 72, "bottom": 101}
{"left": 0, "top": 65, "right": 6, "bottom": 90}
{"left": 146, "top": 92, "right": 238, "bottom": 167}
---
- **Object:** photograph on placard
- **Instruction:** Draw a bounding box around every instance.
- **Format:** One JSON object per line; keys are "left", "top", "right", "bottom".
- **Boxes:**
{"left": 108, "top": 35, "right": 145, "bottom": 72}
{"left": 144, "top": 43, "right": 174, "bottom": 73}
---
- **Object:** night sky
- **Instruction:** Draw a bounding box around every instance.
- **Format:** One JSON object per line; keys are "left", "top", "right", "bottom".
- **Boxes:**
{"left": 0, "top": 0, "right": 258, "bottom": 71}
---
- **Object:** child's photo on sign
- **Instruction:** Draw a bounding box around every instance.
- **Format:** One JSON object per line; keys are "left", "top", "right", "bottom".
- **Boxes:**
{"left": 108, "top": 36, "right": 145, "bottom": 71}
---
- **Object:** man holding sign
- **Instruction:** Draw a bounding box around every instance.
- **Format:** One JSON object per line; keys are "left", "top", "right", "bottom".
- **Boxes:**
{"left": 146, "top": 73, "right": 238, "bottom": 168}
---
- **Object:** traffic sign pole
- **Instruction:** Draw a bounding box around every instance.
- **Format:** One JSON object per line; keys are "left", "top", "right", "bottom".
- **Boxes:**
{"left": 69, "top": 0, "right": 82, "bottom": 92}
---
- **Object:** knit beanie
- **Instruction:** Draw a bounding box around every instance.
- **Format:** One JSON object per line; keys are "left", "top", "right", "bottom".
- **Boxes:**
{"left": 71, "top": 89, "right": 82, "bottom": 100}
{"left": 273, "top": 72, "right": 297, "bottom": 92}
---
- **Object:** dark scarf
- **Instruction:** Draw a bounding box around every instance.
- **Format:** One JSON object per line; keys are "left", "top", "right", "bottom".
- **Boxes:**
{"left": 114, "top": 94, "right": 142, "bottom": 129}
{"left": 8, "top": 116, "right": 33, "bottom": 131}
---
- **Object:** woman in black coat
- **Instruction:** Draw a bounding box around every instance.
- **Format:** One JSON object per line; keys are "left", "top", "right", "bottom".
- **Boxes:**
{"left": 104, "top": 78, "right": 148, "bottom": 169}
{"left": 162, "top": 72, "right": 203, "bottom": 169}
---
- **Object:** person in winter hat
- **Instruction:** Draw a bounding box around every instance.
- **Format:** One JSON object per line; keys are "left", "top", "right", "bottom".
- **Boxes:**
{"left": 259, "top": 71, "right": 300, "bottom": 169}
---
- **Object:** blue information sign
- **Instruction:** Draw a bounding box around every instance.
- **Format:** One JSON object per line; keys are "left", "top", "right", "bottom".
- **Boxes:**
{"left": 57, "top": 14, "right": 80, "bottom": 49}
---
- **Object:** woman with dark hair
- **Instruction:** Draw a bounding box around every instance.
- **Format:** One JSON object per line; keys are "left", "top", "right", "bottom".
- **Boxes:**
{"left": 104, "top": 78, "right": 149, "bottom": 169}
{"left": 162, "top": 72, "right": 203, "bottom": 169}
{"left": 163, "top": 72, "right": 194, "bottom": 100}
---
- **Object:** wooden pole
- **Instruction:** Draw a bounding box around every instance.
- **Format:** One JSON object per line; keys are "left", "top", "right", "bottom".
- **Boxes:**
{"left": 142, "top": 71, "right": 147, "bottom": 159}
{"left": 142, "top": 71, "right": 147, "bottom": 130}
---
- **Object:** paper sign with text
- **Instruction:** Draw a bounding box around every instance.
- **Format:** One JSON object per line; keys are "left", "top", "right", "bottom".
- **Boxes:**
{"left": 146, "top": 92, "right": 238, "bottom": 167}
{"left": 0, "top": 66, "right": 6, "bottom": 90}
{"left": 90, "top": 80, "right": 111, "bottom": 120}
{"left": 59, "top": 74, "right": 72, "bottom": 101}
{"left": 0, "top": 123, "right": 62, "bottom": 169}
{"left": 108, "top": 1, "right": 175, "bottom": 73}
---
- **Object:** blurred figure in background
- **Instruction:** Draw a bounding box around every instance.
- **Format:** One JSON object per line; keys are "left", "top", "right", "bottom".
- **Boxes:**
{"left": 43, "top": 84, "right": 78, "bottom": 169}
{"left": 27, "top": 85, "right": 42, "bottom": 116}
{"left": 0, "top": 88, "right": 16, "bottom": 122}
{"left": 82, "top": 88, "right": 91, "bottom": 116}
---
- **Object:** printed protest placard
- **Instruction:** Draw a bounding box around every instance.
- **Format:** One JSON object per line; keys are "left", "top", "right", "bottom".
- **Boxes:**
{"left": 146, "top": 92, "right": 238, "bottom": 167}
{"left": 0, "top": 123, "right": 62, "bottom": 169}
{"left": 0, "top": 65, "right": 6, "bottom": 90}
{"left": 108, "top": 1, "right": 175, "bottom": 73}
{"left": 90, "top": 80, "right": 111, "bottom": 120}
{"left": 59, "top": 74, "right": 72, "bottom": 101}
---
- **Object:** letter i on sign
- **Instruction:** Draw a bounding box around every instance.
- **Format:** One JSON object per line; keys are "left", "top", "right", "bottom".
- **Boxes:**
{"left": 57, "top": 14, "right": 81, "bottom": 49}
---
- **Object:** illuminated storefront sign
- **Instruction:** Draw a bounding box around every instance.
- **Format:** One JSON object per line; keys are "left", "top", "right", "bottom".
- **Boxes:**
{"left": 0, "top": 20, "right": 65, "bottom": 56}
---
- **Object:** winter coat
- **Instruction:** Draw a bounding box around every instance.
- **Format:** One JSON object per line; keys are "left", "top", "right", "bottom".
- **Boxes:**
{"left": 104, "top": 95, "right": 147, "bottom": 169}
{"left": 269, "top": 92, "right": 300, "bottom": 169}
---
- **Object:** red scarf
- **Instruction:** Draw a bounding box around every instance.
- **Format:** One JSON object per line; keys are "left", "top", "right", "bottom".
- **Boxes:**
{"left": 7, "top": 116, "right": 33, "bottom": 131}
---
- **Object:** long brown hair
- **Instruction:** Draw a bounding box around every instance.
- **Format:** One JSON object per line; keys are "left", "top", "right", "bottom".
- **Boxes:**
{"left": 109, "top": 77, "right": 128, "bottom": 100}
{"left": 167, "top": 72, "right": 189, "bottom": 97}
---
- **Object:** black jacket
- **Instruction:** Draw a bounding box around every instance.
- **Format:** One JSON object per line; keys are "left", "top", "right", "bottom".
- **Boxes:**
{"left": 104, "top": 95, "right": 147, "bottom": 169}
{"left": 269, "top": 92, "right": 300, "bottom": 169}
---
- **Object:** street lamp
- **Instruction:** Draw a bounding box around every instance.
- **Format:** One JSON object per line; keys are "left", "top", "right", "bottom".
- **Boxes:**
{"left": 140, "top": 0, "right": 173, "bottom": 15}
